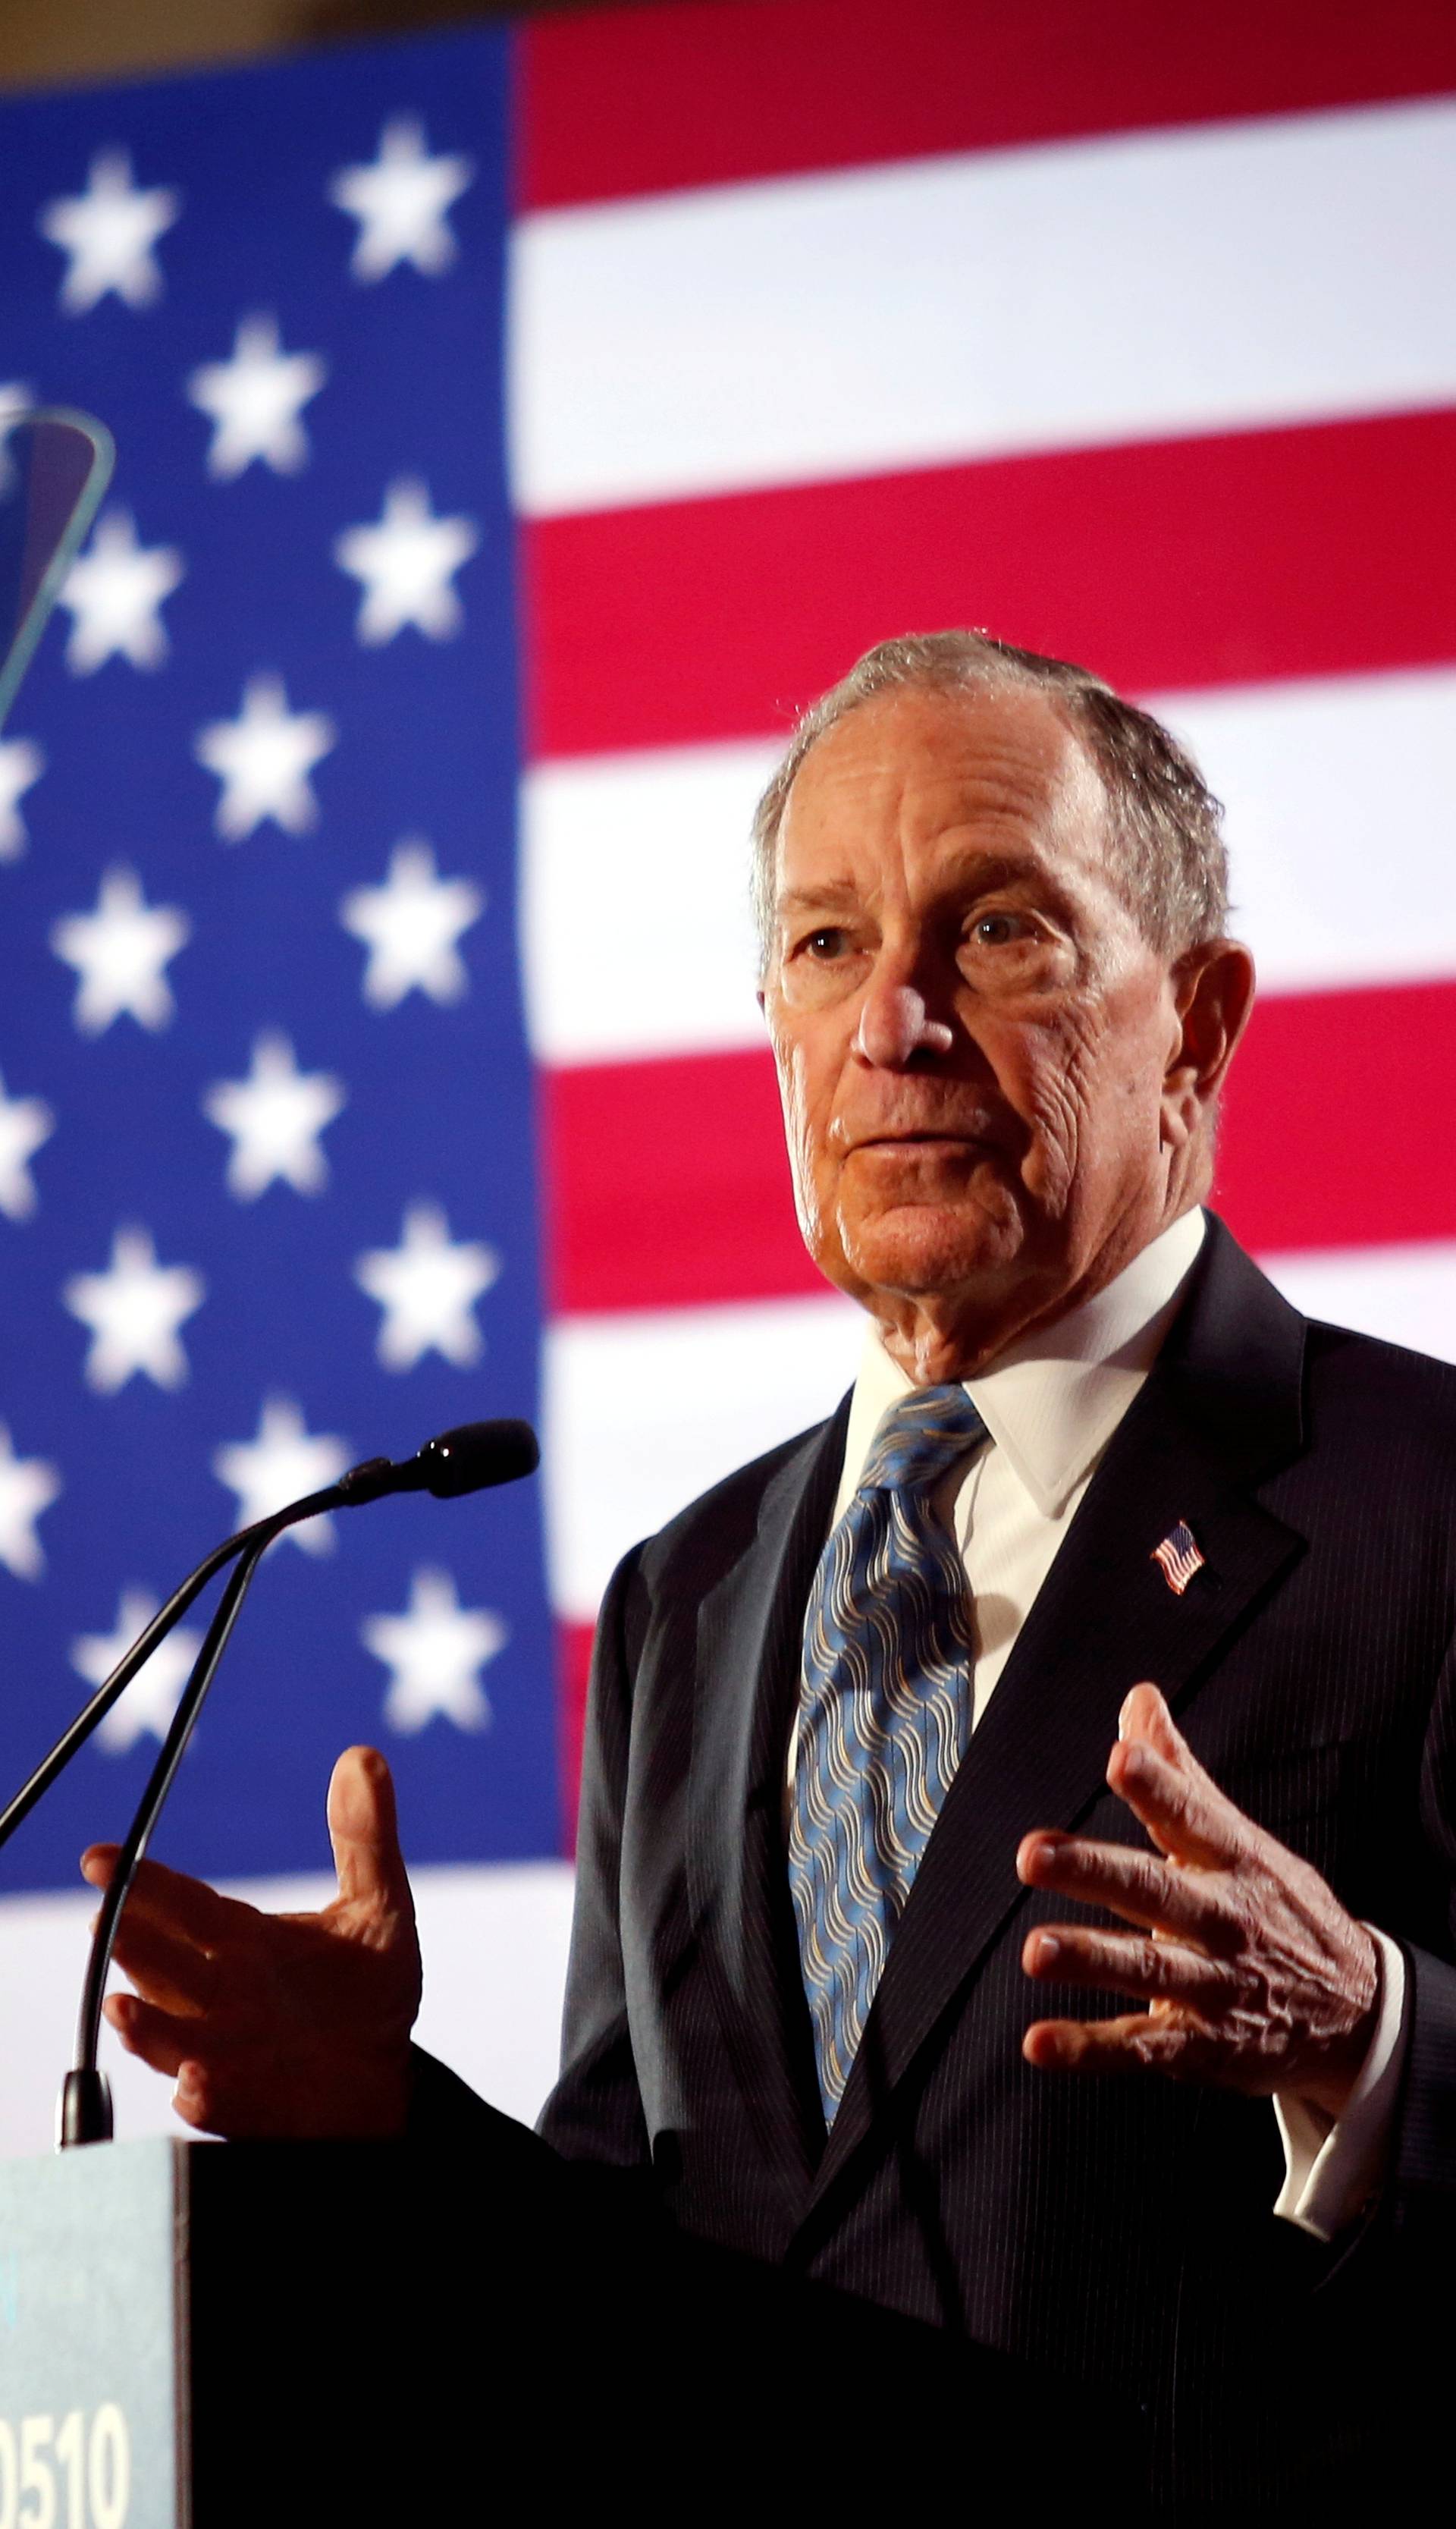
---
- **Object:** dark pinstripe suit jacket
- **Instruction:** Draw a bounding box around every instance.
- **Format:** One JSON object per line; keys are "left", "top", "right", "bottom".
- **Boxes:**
{"left": 424, "top": 1216, "right": 1456, "bottom": 2502}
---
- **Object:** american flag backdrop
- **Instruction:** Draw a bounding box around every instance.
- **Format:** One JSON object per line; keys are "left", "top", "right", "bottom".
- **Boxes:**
{"left": 0, "top": 0, "right": 1454, "bottom": 2154}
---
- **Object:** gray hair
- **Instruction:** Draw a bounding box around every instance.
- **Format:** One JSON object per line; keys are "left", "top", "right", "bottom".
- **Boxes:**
{"left": 750, "top": 630, "right": 1227, "bottom": 972}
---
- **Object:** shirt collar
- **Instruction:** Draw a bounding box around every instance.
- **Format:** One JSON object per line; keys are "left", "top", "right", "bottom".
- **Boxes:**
{"left": 836, "top": 1208, "right": 1207, "bottom": 1522}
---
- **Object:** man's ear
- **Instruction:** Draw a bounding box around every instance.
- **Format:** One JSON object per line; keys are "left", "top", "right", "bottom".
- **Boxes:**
{"left": 1160, "top": 939, "right": 1257, "bottom": 1151}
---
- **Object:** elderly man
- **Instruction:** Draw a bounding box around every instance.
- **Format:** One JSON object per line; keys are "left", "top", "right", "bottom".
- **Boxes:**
{"left": 88, "top": 633, "right": 1455, "bottom": 2506}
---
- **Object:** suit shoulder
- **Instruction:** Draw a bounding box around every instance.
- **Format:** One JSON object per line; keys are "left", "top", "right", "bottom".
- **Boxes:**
{"left": 1304, "top": 1314, "right": 1456, "bottom": 1450}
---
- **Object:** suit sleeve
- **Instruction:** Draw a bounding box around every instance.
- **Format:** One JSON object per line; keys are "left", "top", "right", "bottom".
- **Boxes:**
{"left": 1387, "top": 1610, "right": 1456, "bottom": 2237}
{"left": 1255, "top": 1613, "right": 1456, "bottom": 2286}
{"left": 535, "top": 1542, "right": 654, "bottom": 2166}
{"left": 407, "top": 1544, "right": 653, "bottom": 2173}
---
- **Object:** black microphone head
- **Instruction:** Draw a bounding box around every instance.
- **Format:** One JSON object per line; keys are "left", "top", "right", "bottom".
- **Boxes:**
{"left": 415, "top": 1418, "right": 539, "bottom": 1498}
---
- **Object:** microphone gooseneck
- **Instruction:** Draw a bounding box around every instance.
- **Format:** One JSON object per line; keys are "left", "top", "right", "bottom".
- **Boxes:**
{"left": 1, "top": 1420, "right": 540, "bottom": 1863}
{"left": 61, "top": 1536, "right": 271, "bottom": 2147}
{"left": 0, "top": 1481, "right": 341, "bottom": 1859}
{"left": 6, "top": 1415, "right": 541, "bottom": 2148}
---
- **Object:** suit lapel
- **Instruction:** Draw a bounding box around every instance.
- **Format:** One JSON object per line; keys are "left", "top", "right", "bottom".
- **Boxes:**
{"left": 688, "top": 1400, "right": 849, "bottom": 2198}
{"left": 811, "top": 1221, "right": 1311, "bottom": 2201}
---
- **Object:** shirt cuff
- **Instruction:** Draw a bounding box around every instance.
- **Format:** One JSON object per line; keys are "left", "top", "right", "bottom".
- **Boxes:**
{"left": 1272, "top": 1926, "right": 1408, "bottom": 2242}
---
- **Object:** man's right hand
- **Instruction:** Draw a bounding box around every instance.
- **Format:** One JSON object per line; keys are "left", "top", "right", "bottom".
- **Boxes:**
{"left": 80, "top": 1744, "right": 422, "bottom": 2140}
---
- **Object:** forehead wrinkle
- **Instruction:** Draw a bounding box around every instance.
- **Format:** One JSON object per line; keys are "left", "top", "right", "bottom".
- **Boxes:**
{"left": 777, "top": 784, "right": 1112, "bottom": 944}
{"left": 775, "top": 845, "right": 1082, "bottom": 928}
{"left": 778, "top": 686, "right": 1110, "bottom": 895}
{"left": 776, "top": 876, "right": 864, "bottom": 916}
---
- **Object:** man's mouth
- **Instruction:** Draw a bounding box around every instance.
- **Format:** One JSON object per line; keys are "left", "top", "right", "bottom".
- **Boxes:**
{"left": 846, "top": 1127, "right": 997, "bottom": 1154}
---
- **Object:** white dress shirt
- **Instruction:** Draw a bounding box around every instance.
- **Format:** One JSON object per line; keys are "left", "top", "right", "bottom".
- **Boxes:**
{"left": 798, "top": 1206, "right": 1405, "bottom": 2240}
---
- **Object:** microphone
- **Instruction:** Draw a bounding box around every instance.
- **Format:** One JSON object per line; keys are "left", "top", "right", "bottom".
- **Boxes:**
{"left": 0, "top": 1418, "right": 540, "bottom": 1860}
{"left": 335, "top": 1418, "right": 540, "bottom": 1503}
{"left": 0, "top": 1415, "right": 538, "bottom": 2150}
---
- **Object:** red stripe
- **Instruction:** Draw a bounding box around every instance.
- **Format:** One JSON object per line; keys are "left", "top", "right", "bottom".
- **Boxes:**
{"left": 519, "top": 0, "right": 1456, "bottom": 210}
{"left": 545, "top": 979, "right": 1456, "bottom": 1318}
{"left": 1215, "top": 978, "right": 1456, "bottom": 1255}
{"left": 543, "top": 1050, "right": 821, "bottom": 1317}
{"left": 525, "top": 410, "right": 1456, "bottom": 762}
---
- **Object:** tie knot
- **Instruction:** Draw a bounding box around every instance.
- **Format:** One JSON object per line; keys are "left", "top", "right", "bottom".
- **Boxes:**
{"left": 859, "top": 1384, "right": 987, "bottom": 1495}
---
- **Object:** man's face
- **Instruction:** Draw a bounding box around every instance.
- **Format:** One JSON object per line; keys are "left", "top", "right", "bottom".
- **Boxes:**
{"left": 760, "top": 683, "right": 1189, "bottom": 1365}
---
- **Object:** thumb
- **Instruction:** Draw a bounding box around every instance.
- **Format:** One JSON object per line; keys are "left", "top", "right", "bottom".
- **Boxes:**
{"left": 327, "top": 1745, "right": 413, "bottom": 1915}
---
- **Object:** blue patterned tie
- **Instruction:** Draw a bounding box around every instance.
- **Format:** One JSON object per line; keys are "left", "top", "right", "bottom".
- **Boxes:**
{"left": 789, "top": 1384, "right": 988, "bottom": 2121}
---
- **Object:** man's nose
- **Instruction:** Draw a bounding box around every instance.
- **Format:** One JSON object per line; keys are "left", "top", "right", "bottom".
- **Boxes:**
{"left": 852, "top": 978, "right": 955, "bottom": 1067}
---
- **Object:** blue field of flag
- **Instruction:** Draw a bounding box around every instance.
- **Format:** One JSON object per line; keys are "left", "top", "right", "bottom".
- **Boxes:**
{"left": 0, "top": 32, "right": 560, "bottom": 1890}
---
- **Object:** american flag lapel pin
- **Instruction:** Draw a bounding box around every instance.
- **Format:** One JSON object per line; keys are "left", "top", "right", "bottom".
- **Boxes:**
{"left": 1152, "top": 1519, "right": 1206, "bottom": 1597}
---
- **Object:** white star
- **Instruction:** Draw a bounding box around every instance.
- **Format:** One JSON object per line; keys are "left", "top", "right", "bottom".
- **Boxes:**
{"left": 186, "top": 313, "right": 327, "bottom": 481}
{"left": 58, "top": 509, "right": 184, "bottom": 674}
{"left": 213, "top": 1396, "right": 350, "bottom": 1555}
{"left": 0, "top": 1425, "right": 61, "bottom": 1581}
{"left": 0, "top": 1071, "right": 55, "bottom": 1221}
{"left": 64, "top": 1225, "right": 205, "bottom": 1395}
{"left": 339, "top": 838, "right": 484, "bottom": 1010}
{"left": 71, "top": 1587, "right": 204, "bottom": 1755}
{"left": 362, "top": 1567, "right": 503, "bottom": 1734}
{"left": 0, "top": 737, "right": 44, "bottom": 862}
{"left": 334, "top": 479, "right": 479, "bottom": 646}
{"left": 195, "top": 674, "right": 336, "bottom": 840}
{"left": 354, "top": 1202, "right": 499, "bottom": 1372}
{"left": 328, "top": 115, "right": 474, "bottom": 283}
{"left": 50, "top": 866, "right": 190, "bottom": 1035}
{"left": 202, "top": 1030, "right": 346, "bottom": 1200}
{"left": 38, "top": 148, "right": 180, "bottom": 315}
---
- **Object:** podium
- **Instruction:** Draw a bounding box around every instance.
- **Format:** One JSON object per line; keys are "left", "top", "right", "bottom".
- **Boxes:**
{"left": 0, "top": 2144, "right": 178, "bottom": 2524}
{"left": 0, "top": 2132, "right": 1132, "bottom": 2524}
{"left": 0, "top": 2137, "right": 583, "bottom": 2524}
{"left": 0, "top": 2139, "right": 475, "bottom": 2525}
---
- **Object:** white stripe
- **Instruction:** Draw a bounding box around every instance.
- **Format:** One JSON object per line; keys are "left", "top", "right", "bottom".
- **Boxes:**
{"left": 521, "top": 669, "right": 1456, "bottom": 1065}
{"left": 542, "top": 1294, "right": 861, "bottom": 1620}
{"left": 1260, "top": 1241, "right": 1456, "bottom": 1366}
{"left": 1153, "top": 668, "right": 1456, "bottom": 997}
{"left": 521, "top": 737, "right": 776, "bottom": 1063}
{"left": 512, "top": 101, "right": 1456, "bottom": 515}
{"left": 0, "top": 1859, "right": 574, "bottom": 2162}
{"left": 541, "top": 1248, "right": 1456, "bottom": 1626}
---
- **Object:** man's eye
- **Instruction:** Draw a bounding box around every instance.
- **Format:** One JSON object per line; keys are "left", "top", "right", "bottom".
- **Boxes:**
{"left": 802, "top": 927, "right": 851, "bottom": 959}
{"left": 971, "top": 913, "right": 1031, "bottom": 947}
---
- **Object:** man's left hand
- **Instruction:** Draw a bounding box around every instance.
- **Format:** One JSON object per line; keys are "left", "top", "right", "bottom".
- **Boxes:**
{"left": 1017, "top": 1683, "right": 1379, "bottom": 2116}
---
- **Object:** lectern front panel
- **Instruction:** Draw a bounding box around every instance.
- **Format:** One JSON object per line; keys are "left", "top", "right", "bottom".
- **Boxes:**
{"left": 0, "top": 2138, "right": 183, "bottom": 2529}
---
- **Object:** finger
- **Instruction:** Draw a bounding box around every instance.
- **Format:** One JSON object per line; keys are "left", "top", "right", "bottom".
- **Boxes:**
{"left": 103, "top": 1990, "right": 205, "bottom": 2079}
{"left": 1106, "top": 1733, "right": 1254, "bottom": 1871}
{"left": 1015, "top": 1830, "right": 1228, "bottom": 1947}
{"left": 82, "top": 1847, "right": 246, "bottom": 1946}
{"left": 170, "top": 2058, "right": 266, "bottom": 2139}
{"left": 171, "top": 2060, "right": 220, "bottom": 2134}
{"left": 104, "top": 2012, "right": 291, "bottom": 2143}
{"left": 1117, "top": 1685, "right": 1242, "bottom": 1826}
{"left": 1021, "top": 1924, "right": 1231, "bottom": 2011}
{"left": 168, "top": 2055, "right": 314, "bottom": 2143}
{"left": 1117, "top": 1682, "right": 1185, "bottom": 1758}
{"left": 1023, "top": 2009, "right": 1204, "bottom": 2076}
{"left": 327, "top": 1746, "right": 413, "bottom": 1915}
{"left": 107, "top": 1911, "right": 217, "bottom": 2016}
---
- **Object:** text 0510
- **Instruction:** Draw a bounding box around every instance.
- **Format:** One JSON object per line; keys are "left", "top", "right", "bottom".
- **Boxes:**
{"left": 0, "top": 2407, "right": 130, "bottom": 2529}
